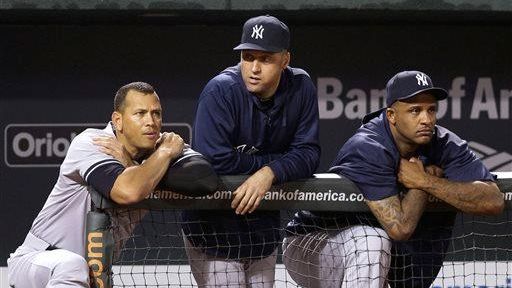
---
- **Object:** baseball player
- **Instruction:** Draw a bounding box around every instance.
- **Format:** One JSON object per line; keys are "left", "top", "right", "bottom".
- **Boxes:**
{"left": 7, "top": 82, "right": 217, "bottom": 287}
{"left": 283, "top": 71, "right": 504, "bottom": 287}
{"left": 180, "top": 15, "right": 321, "bottom": 287}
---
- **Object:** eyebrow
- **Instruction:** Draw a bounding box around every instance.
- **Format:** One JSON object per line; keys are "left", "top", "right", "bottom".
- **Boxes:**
{"left": 132, "top": 107, "right": 161, "bottom": 113}
{"left": 405, "top": 103, "right": 437, "bottom": 109}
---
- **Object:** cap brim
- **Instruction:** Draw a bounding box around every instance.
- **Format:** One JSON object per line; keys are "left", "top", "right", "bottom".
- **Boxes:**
{"left": 398, "top": 87, "right": 448, "bottom": 102}
{"left": 364, "top": 87, "right": 448, "bottom": 124}
{"left": 362, "top": 108, "right": 386, "bottom": 124}
{"left": 233, "top": 43, "right": 283, "bottom": 53}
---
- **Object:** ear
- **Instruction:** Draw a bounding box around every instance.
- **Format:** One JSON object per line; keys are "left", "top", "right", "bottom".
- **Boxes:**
{"left": 112, "top": 111, "right": 122, "bottom": 132}
{"left": 282, "top": 51, "right": 290, "bottom": 69}
{"left": 386, "top": 108, "right": 396, "bottom": 125}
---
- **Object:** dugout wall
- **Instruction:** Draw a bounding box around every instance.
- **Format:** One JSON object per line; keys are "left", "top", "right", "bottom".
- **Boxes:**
{"left": 85, "top": 174, "right": 512, "bottom": 287}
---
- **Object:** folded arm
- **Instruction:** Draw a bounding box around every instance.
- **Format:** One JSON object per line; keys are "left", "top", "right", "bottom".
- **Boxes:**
{"left": 365, "top": 159, "right": 444, "bottom": 241}
{"left": 94, "top": 132, "right": 185, "bottom": 205}
{"left": 399, "top": 158, "right": 504, "bottom": 215}
{"left": 366, "top": 188, "right": 428, "bottom": 241}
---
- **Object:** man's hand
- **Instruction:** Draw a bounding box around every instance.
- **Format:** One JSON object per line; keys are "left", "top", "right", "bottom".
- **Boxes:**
{"left": 231, "top": 166, "right": 275, "bottom": 215}
{"left": 93, "top": 136, "right": 133, "bottom": 167}
{"left": 156, "top": 132, "right": 184, "bottom": 160}
{"left": 425, "top": 164, "right": 443, "bottom": 178}
{"left": 398, "top": 157, "right": 428, "bottom": 189}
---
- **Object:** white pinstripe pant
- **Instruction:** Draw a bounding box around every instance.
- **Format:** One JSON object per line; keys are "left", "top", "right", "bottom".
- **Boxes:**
{"left": 282, "top": 225, "right": 391, "bottom": 288}
{"left": 183, "top": 235, "right": 277, "bottom": 288}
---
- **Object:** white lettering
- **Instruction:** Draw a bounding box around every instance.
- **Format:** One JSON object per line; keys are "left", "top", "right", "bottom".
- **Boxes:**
{"left": 35, "top": 137, "right": 45, "bottom": 157}
{"left": 12, "top": 132, "right": 35, "bottom": 157}
{"left": 437, "top": 100, "right": 447, "bottom": 119}
{"left": 46, "top": 133, "right": 52, "bottom": 156}
{"left": 370, "top": 89, "right": 386, "bottom": 112}
{"left": 318, "top": 77, "right": 343, "bottom": 119}
{"left": 500, "top": 89, "right": 512, "bottom": 119}
{"left": 11, "top": 132, "right": 77, "bottom": 158}
{"left": 52, "top": 137, "right": 70, "bottom": 157}
{"left": 314, "top": 76, "right": 509, "bottom": 121}
{"left": 345, "top": 89, "right": 367, "bottom": 119}
{"left": 471, "top": 78, "right": 498, "bottom": 119}
{"left": 448, "top": 77, "right": 465, "bottom": 119}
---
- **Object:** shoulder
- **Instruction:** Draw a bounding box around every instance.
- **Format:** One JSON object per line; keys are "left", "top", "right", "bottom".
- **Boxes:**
{"left": 59, "top": 125, "right": 118, "bottom": 176}
{"left": 200, "top": 65, "right": 243, "bottom": 102}
{"left": 430, "top": 125, "right": 493, "bottom": 181}
{"left": 65, "top": 126, "right": 113, "bottom": 160}
{"left": 330, "top": 123, "right": 399, "bottom": 200}
{"left": 434, "top": 125, "right": 466, "bottom": 146}
{"left": 430, "top": 125, "right": 471, "bottom": 158}
{"left": 351, "top": 122, "right": 394, "bottom": 154}
{"left": 283, "top": 67, "right": 316, "bottom": 105}
{"left": 204, "top": 66, "right": 240, "bottom": 91}
{"left": 289, "top": 67, "right": 311, "bottom": 79}
{"left": 331, "top": 120, "right": 397, "bottom": 170}
{"left": 430, "top": 125, "right": 475, "bottom": 160}
{"left": 70, "top": 127, "right": 108, "bottom": 148}
{"left": 287, "top": 66, "right": 314, "bottom": 86}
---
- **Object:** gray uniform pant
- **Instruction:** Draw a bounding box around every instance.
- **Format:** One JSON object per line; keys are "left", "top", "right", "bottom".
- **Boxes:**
{"left": 183, "top": 235, "right": 276, "bottom": 288}
{"left": 282, "top": 225, "right": 391, "bottom": 288}
{"left": 7, "top": 233, "right": 89, "bottom": 288}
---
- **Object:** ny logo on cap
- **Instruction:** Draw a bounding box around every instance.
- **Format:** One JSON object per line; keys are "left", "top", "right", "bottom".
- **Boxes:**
{"left": 251, "top": 25, "right": 264, "bottom": 40}
{"left": 416, "top": 73, "right": 428, "bottom": 86}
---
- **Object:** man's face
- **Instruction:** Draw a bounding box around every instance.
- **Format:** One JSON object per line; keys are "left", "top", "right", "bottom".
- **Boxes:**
{"left": 240, "top": 49, "right": 290, "bottom": 99}
{"left": 387, "top": 93, "right": 437, "bottom": 147}
{"left": 113, "top": 90, "right": 162, "bottom": 157}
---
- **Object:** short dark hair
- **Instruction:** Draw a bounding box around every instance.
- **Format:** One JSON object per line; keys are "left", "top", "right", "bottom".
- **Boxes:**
{"left": 114, "top": 82, "right": 156, "bottom": 112}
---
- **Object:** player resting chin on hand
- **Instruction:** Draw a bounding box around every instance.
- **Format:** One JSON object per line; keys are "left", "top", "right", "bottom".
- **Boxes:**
{"left": 7, "top": 82, "right": 217, "bottom": 288}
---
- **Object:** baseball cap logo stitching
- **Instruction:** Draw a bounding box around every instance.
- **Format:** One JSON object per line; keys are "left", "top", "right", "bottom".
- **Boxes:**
{"left": 251, "top": 25, "right": 264, "bottom": 40}
{"left": 416, "top": 73, "right": 429, "bottom": 86}
{"left": 233, "top": 15, "right": 289, "bottom": 52}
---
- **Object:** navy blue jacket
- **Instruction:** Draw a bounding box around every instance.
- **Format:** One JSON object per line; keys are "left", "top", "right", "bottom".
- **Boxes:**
{"left": 182, "top": 64, "right": 320, "bottom": 259}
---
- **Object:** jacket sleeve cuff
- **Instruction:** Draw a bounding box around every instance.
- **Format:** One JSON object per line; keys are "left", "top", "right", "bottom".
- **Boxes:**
{"left": 267, "top": 161, "right": 285, "bottom": 184}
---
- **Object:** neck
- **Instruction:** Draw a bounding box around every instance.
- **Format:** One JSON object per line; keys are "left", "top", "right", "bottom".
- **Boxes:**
{"left": 389, "top": 125, "right": 419, "bottom": 159}
{"left": 116, "top": 133, "right": 146, "bottom": 161}
{"left": 258, "top": 70, "right": 283, "bottom": 100}
{"left": 258, "top": 84, "right": 278, "bottom": 100}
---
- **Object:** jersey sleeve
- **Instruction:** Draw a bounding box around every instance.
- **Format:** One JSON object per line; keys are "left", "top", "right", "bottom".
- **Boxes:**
{"left": 157, "top": 146, "right": 219, "bottom": 197}
{"left": 435, "top": 127, "right": 495, "bottom": 182}
{"left": 86, "top": 163, "right": 125, "bottom": 199}
{"left": 328, "top": 135, "right": 399, "bottom": 201}
{"left": 63, "top": 129, "right": 124, "bottom": 198}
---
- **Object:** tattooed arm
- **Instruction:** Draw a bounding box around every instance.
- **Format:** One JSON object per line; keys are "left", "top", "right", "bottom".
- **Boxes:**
{"left": 365, "top": 158, "right": 443, "bottom": 241}
{"left": 399, "top": 158, "right": 503, "bottom": 215}
{"left": 420, "top": 179, "right": 502, "bottom": 215}
{"left": 366, "top": 188, "right": 427, "bottom": 241}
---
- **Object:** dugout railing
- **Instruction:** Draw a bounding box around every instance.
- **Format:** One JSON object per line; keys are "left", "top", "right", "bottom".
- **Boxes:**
{"left": 86, "top": 172, "right": 512, "bottom": 288}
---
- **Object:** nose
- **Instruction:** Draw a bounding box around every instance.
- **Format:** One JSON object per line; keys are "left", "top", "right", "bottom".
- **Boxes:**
{"left": 145, "top": 113, "right": 157, "bottom": 127}
{"left": 420, "top": 110, "right": 435, "bottom": 126}
{"left": 251, "top": 60, "right": 261, "bottom": 74}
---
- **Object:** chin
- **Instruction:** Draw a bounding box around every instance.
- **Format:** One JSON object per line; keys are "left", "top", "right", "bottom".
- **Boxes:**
{"left": 416, "top": 137, "right": 433, "bottom": 145}
{"left": 246, "top": 86, "right": 260, "bottom": 95}
{"left": 141, "top": 142, "right": 157, "bottom": 151}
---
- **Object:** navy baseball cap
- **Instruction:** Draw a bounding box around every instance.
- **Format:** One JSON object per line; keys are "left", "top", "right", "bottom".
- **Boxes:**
{"left": 362, "top": 71, "right": 448, "bottom": 123}
{"left": 233, "top": 15, "right": 290, "bottom": 53}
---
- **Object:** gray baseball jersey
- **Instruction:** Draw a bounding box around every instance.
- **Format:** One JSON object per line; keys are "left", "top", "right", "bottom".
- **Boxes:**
{"left": 29, "top": 123, "right": 121, "bottom": 256}
{"left": 8, "top": 123, "right": 214, "bottom": 288}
